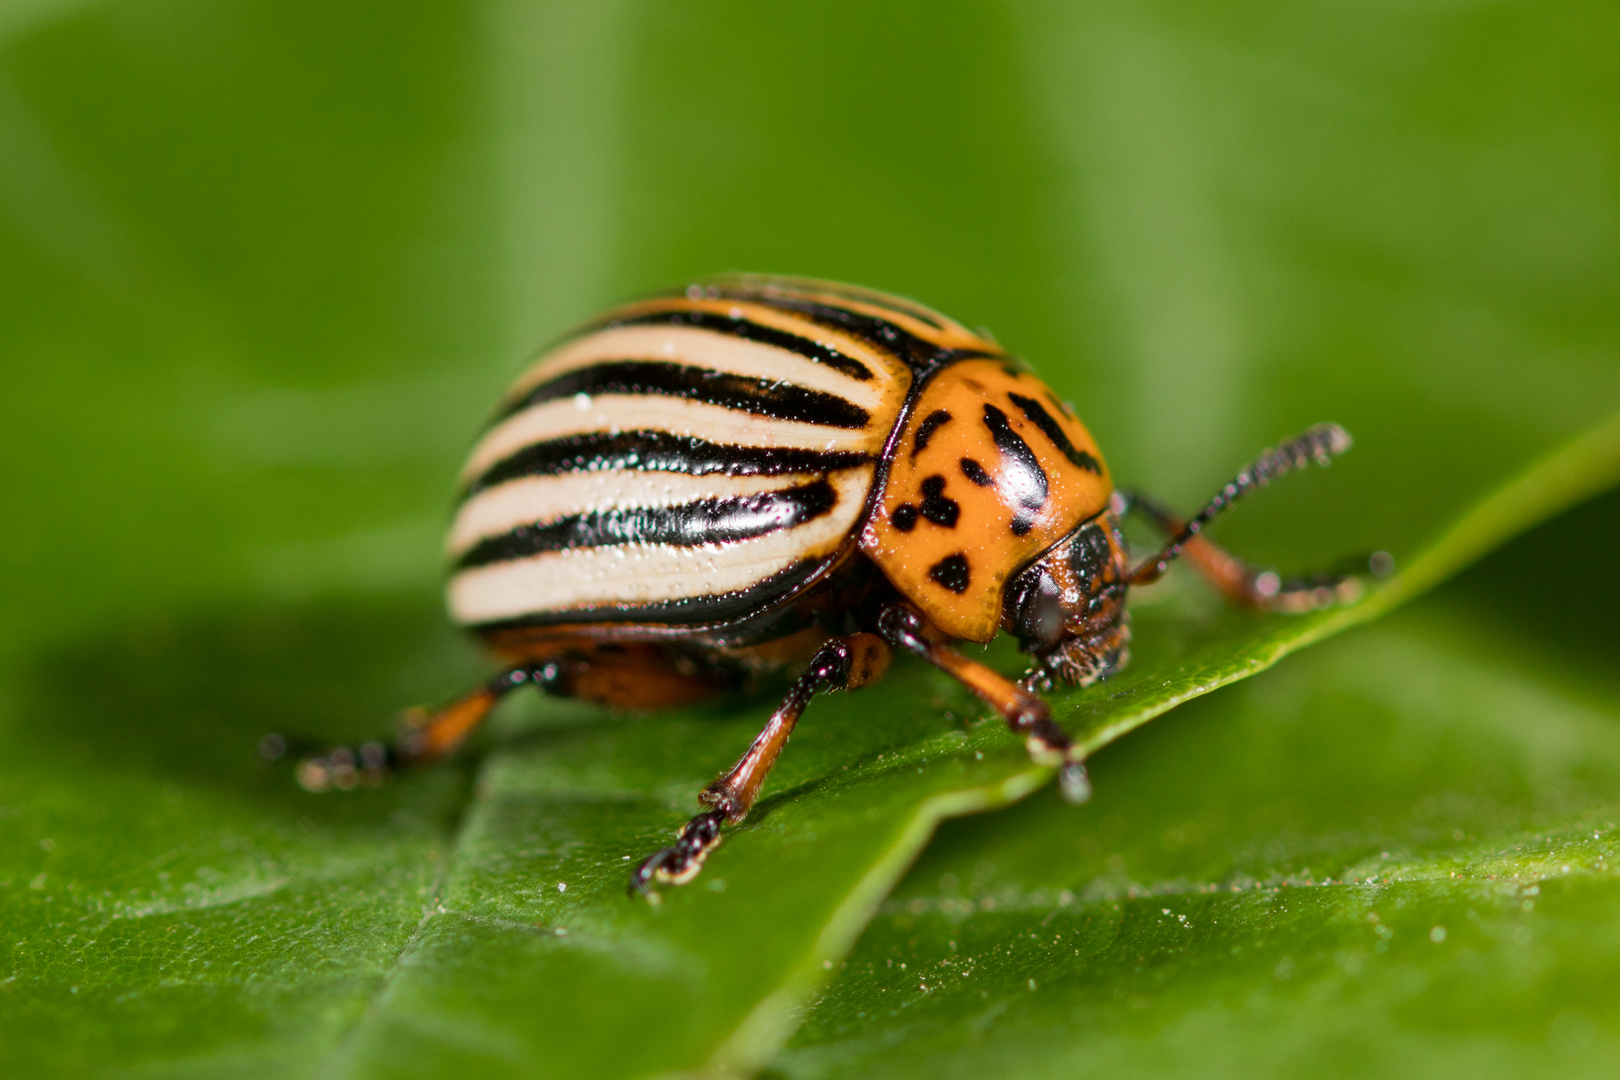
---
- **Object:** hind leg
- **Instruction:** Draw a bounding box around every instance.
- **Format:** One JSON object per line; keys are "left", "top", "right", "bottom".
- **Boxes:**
{"left": 278, "top": 645, "right": 729, "bottom": 792}
{"left": 283, "top": 662, "right": 562, "bottom": 791}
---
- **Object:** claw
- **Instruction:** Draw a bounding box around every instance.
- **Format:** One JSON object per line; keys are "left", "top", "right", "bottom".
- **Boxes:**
{"left": 294, "top": 741, "right": 392, "bottom": 792}
{"left": 628, "top": 847, "right": 677, "bottom": 899}
{"left": 394, "top": 706, "right": 433, "bottom": 761}
{"left": 1058, "top": 761, "right": 1092, "bottom": 804}
{"left": 627, "top": 809, "right": 727, "bottom": 899}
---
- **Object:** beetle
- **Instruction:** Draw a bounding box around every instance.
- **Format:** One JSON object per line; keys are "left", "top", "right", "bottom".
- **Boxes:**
{"left": 288, "top": 275, "right": 1362, "bottom": 896}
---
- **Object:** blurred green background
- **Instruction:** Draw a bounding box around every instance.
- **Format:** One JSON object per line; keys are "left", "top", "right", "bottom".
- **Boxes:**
{"left": 1, "top": 1, "right": 1618, "bottom": 1077}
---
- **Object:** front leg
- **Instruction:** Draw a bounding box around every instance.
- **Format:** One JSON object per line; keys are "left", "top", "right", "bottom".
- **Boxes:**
{"left": 629, "top": 633, "right": 891, "bottom": 898}
{"left": 1118, "top": 422, "right": 1368, "bottom": 611}
{"left": 1121, "top": 489, "right": 1367, "bottom": 612}
{"left": 876, "top": 604, "right": 1093, "bottom": 805}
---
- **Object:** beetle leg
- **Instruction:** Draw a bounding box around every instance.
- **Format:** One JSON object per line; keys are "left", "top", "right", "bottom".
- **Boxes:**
{"left": 629, "top": 633, "right": 890, "bottom": 898}
{"left": 876, "top": 605, "right": 1092, "bottom": 804}
{"left": 279, "top": 662, "right": 566, "bottom": 792}
{"left": 1117, "top": 422, "right": 1368, "bottom": 613}
{"left": 1119, "top": 490, "right": 1367, "bottom": 613}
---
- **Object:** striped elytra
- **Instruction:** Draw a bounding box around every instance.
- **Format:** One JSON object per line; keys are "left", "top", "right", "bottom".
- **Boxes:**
{"left": 291, "top": 274, "right": 1359, "bottom": 899}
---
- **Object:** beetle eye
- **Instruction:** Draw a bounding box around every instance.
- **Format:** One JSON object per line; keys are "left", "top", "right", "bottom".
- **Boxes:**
{"left": 1007, "top": 565, "right": 1066, "bottom": 651}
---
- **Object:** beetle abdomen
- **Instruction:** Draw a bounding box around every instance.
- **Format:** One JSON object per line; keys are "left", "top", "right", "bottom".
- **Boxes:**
{"left": 446, "top": 282, "right": 927, "bottom": 632}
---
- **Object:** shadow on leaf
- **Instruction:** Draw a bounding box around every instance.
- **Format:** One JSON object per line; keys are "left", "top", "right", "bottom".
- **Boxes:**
{"left": 14, "top": 590, "right": 484, "bottom": 816}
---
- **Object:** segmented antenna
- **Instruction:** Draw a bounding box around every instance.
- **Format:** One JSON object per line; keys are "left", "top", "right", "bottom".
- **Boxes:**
{"left": 1128, "top": 423, "right": 1352, "bottom": 588}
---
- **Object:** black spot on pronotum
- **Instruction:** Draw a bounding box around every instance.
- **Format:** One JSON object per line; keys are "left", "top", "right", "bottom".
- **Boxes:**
{"left": 1007, "top": 392, "right": 1101, "bottom": 474}
{"left": 918, "top": 474, "right": 960, "bottom": 528}
{"left": 982, "top": 404, "right": 1048, "bottom": 535}
{"left": 891, "top": 504, "right": 919, "bottom": 532}
{"left": 959, "top": 457, "right": 993, "bottom": 487}
{"left": 929, "top": 554, "right": 971, "bottom": 593}
{"left": 911, "top": 409, "right": 952, "bottom": 456}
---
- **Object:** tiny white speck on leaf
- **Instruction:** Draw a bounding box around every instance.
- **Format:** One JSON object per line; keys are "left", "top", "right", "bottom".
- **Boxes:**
{"left": 557, "top": 882, "right": 567, "bottom": 893}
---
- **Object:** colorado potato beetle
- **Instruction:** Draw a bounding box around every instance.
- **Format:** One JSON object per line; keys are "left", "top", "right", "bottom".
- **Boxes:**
{"left": 286, "top": 276, "right": 1362, "bottom": 896}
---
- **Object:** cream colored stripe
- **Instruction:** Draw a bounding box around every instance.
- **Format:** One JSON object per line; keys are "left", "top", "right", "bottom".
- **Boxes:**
{"left": 446, "top": 469, "right": 866, "bottom": 624}
{"left": 505, "top": 324, "right": 885, "bottom": 410}
{"left": 461, "top": 394, "right": 883, "bottom": 485}
{"left": 446, "top": 469, "right": 833, "bottom": 558}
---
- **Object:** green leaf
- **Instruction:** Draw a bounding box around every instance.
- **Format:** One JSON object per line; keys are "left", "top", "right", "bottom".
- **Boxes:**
{"left": 778, "top": 486, "right": 1620, "bottom": 1079}
{"left": 2, "top": 1, "right": 1618, "bottom": 1077}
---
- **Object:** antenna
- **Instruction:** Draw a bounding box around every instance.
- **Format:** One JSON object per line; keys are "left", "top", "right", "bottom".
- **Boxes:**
{"left": 1127, "top": 423, "right": 1353, "bottom": 593}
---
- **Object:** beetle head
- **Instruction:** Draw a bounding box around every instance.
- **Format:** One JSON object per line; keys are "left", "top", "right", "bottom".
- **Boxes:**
{"left": 1002, "top": 510, "right": 1131, "bottom": 689}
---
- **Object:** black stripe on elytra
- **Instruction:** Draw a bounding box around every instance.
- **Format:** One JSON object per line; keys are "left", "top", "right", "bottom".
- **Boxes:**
{"left": 1007, "top": 392, "right": 1102, "bottom": 474}
{"left": 495, "top": 361, "right": 870, "bottom": 430}
{"left": 777, "top": 282, "right": 947, "bottom": 329}
{"left": 911, "top": 409, "right": 952, "bottom": 456}
{"left": 982, "top": 403, "right": 1048, "bottom": 536}
{"left": 464, "top": 431, "right": 869, "bottom": 501}
{"left": 606, "top": 309, "right": 875, "bottom": 381}
{"left": 720, "top": 291, "right": 998, "bottom": 372}
{"left": 465, "top": 556, "right": 829, "bottom": 634}
{"left": 455, "top": 480, "right": 839, "bottom": 570}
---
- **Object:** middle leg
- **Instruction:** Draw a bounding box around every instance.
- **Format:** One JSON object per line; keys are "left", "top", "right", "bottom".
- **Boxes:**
{"left": 629, "top": 632, "right": 891, "bottom": 896}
